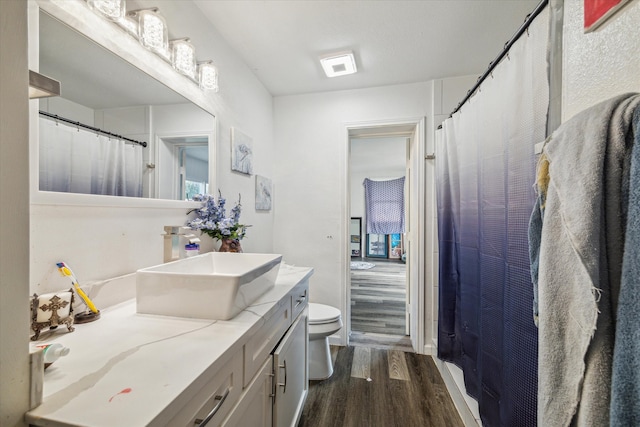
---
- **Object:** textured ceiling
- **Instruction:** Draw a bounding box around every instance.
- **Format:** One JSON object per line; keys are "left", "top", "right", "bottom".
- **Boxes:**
{"left": 193, "top": 0, "right": 541, "bottom": 96}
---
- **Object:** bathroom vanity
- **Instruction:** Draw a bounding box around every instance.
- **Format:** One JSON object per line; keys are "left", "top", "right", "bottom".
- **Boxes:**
{"left": 25, "top": 264, "right": 311, "bottom": 427}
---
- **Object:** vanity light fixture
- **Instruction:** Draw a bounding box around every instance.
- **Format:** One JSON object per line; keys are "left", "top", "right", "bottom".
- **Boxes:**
{"left": 319, "top": 51, "right": 358, "bottom": 78}
{"left": 86, "top": 0, "right": 125, "bottom": 20}
{"left": 116, "top": 14, "right": 139, "bottom": 38}
{"left": 129, "top": 8, "right": 170, "bottom": 61}
{"left": 29, "top": 70, "right": 61, "bottom": 99}
{"left": 84, "top": 2, "right": 220, "bottom": 93}
{"left": 198, "top": 61, "right": 219, "bottom": 92}
{"left": 171, "top": 38, "right": 197, "bottom": 80}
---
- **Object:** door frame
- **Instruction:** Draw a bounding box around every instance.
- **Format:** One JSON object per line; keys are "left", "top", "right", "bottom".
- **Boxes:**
{"left": 342, "top": 117, "right": 426, "bottom": 354}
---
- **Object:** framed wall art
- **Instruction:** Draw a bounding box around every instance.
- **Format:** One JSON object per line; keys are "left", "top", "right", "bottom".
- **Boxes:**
{"left": 584, "top": 0, "right": 631, "bottom": 32}
{"left": 255, "top": 175, "right": 272, "bottom": 211}
{"left": 231, "top": 127, "right": 253, "bottom": 175}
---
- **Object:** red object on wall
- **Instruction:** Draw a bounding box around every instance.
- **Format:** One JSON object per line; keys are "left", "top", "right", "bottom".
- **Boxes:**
{"left": 584, "top": 0, "right": 629, "bottom": 32}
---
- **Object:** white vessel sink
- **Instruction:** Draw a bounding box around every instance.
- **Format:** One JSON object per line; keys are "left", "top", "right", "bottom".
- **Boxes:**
{"left": 136, "top": 252, "right": 282, "bottom": 320}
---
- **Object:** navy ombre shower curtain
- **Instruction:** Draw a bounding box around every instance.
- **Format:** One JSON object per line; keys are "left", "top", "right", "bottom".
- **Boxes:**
{"left": 435, "top": 5, "right": 549, "bottom": 426}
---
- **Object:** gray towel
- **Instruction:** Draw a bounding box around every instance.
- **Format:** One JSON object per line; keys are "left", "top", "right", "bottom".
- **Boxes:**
{"left": 538, "top": 93, "right": 640, "bottom": 427}
{"left": 610, "top": 105, "right": 640, "bottom": 425}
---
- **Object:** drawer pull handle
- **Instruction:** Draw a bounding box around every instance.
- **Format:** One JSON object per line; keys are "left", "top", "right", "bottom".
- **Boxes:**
{"left": 295, "top": 294, "right": 306, "bottom": 307}
{"left": 194, "top": 388, "right": 230, "bottom": 426}
{"left": 278, "top": 360, "right": 287, "bottom": 394}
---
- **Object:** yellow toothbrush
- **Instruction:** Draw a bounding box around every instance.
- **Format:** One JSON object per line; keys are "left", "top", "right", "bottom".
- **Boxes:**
{"left": 56, "top": 262, "right": 99, "bottom": 314}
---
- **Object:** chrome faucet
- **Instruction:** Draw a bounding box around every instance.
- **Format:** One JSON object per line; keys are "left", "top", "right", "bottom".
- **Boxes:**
{"left": 163, "top": 226, "right": 201, "bottom": 262}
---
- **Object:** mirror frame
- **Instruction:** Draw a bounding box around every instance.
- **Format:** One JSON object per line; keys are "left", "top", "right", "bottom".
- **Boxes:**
{"left": 29, "top": 0, "right": 218, "bottom": 208}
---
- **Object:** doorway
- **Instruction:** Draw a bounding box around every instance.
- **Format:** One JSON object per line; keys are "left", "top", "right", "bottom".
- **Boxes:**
{"left": 155, "top": 134, "right": 213, "bottom": 200}
{"left": 344, "top": 118, "right": 426, "bottom": 354}
{"left": 349, "top": 136, "right": 408, "bottom": 338}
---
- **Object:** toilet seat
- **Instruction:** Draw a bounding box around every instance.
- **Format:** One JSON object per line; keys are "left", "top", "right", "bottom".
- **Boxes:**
{"left": 309, "top": 303, "right": 341, "bottom": 324}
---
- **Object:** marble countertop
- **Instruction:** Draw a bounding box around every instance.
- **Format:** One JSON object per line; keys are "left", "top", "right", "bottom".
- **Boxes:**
{"left": 25, "top": 264, "right": 313, "bottom": 427}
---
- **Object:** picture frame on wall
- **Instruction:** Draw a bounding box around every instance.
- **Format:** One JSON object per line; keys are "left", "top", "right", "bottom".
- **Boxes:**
{"left": 366, "top": 233, "right": 388, "bottom": 258}
{"left": 350, "top": 217, "right": 362, "bottom": 257}
{"left": 255, "top": 175, "right": 273, "bottom": 211}
{"left": 388, "top": 233, "right": 403, "bottom": 259}
{"left": 231, "top": 127, "right": 253, "bottom": 175}
{"left": 584, "top": 0, "right": 631, "bottom": 32}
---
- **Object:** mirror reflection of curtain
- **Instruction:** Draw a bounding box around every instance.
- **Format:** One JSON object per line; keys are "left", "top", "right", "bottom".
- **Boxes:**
{"left": 39, "top": 119, "right": 143, "bottom": 197}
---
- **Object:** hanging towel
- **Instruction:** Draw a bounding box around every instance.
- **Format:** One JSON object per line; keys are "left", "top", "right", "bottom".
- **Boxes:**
{"left": 529, "top": 152, "right": 550, "bottom": 326}
{"left": 534, "top": 93, "right": 640, "bottom": 427}
{"left": 611, "top": 105, "right": 640, "bottom": 426}
{"left": 364, "top": 177, "right": 405, "bottom": 234}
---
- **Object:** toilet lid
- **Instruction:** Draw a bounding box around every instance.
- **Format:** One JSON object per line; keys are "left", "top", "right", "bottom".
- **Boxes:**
{"left": 309, "top": 303, "right": 341, "bottom": 324}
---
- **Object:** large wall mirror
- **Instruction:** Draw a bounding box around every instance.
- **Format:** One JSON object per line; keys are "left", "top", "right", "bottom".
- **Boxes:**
{"left": 35, "top": 8, "right": 215, "bottom": 201}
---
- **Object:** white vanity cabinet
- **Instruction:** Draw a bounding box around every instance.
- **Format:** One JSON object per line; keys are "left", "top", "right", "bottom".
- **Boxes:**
{"left": 25, "top": 266, "right": 312, "bottom": 427}
{"left": 221, "top": 281, "right": 309, "bottom": 427}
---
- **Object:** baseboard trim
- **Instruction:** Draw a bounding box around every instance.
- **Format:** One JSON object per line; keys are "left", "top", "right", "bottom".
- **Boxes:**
{"left": 432, "top": 352, "right": 482, "bottom": 427}
{"left": 423, "top": 343, "right": 434, "bottom": 355}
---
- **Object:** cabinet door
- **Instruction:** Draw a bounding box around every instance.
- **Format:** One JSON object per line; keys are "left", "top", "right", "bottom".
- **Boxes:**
{"left": 221, "top": 359, "right": 272, "bottom": 427}
{"left": 273, "top": 314, "right": 308, "bottom": 427}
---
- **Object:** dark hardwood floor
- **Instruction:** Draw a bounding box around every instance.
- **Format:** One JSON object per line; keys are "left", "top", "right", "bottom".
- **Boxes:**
{"left": 350, "top": 258, "right": 407, "bottom": 336}
{"left": 298, "top": 346, "right": 465, "bottom": 427}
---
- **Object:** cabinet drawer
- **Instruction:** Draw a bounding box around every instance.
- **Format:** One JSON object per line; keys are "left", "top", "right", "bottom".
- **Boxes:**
{"left": 243, "top": 299, "right": 291, "bottom": 387}
{"left": 168, "top": 355, "right": 243, "bottom": 427}
{"left": 291, "top": 282, "right": 309, "bottom": 321}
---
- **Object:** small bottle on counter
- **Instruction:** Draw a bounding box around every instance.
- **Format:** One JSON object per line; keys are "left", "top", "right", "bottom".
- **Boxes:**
{"left": 37, "top": 343, "right": 70, "bottom": 369}
{"left": 184, "top": 243, "right": 200, "bottom": 257}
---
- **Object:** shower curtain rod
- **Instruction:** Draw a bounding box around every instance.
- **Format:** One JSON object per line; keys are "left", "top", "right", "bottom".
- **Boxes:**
{"left": 437, "top": 0, "right": 549, "bottom": 129}
{"left": 39, "top": 110, "right": 148, "bottom": 148}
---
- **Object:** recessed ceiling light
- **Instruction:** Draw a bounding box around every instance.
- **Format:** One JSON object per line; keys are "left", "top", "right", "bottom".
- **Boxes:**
{"left": 320, "top": 51, "right": 357, "bottom": 78}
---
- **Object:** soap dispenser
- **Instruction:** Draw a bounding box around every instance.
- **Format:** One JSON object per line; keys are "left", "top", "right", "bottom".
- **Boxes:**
{"left": 184, "top": 242, "right": 200, "bottom": 257}
{"left": 179, "top": 232, "right": 201, "bottom": 259}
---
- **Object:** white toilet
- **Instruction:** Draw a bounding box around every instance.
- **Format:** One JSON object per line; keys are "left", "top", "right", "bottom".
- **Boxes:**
{"left": 308, "top": 303, "right": 343, "bottom": 380}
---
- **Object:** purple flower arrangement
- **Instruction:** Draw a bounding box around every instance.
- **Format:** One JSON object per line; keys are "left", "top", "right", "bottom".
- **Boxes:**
{"left": 186, "top": 191, "right": 250, "bottom": 241}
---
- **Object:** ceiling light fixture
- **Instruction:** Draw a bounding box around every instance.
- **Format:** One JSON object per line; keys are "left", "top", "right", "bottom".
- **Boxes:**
{"left": 320, "top": 51, "right": 357, "bottom": 78}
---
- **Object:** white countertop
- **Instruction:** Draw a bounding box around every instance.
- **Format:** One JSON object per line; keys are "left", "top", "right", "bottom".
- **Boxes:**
{"left": 25, "top": 264, "right": 313, "bottom": 427}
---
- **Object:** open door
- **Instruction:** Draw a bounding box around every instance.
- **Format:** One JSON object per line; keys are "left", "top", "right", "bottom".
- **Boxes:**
{"left": 345, "top": 118, "right": 425, "bottom": 354}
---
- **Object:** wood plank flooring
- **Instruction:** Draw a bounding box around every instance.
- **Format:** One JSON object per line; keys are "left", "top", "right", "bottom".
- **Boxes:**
{"left": 349, "top": 331, "right": 413, "bottom": 352}
{"left": 298, "top": 346, "right": 465, "bottom": 427}
{"left": 350, "top": 259, "right": 407, "bottom": 336}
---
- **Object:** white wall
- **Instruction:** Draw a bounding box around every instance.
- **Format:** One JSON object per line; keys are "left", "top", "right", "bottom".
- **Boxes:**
{"left": 273, "top": 82, "right": 431, "bottom": 343}
{"left": 1, "top": 1, "right": 30, "bottom": 425}
{"left": 30, "top": 0, "right": 276, "bottom": 295}
{"left": 562, "top": 0, "right": 640, "bottom": 121}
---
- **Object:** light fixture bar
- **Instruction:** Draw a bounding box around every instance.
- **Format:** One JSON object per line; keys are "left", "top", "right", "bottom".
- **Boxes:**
{"left": 29, "top": 70, "right": 61, "bottom": 99}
